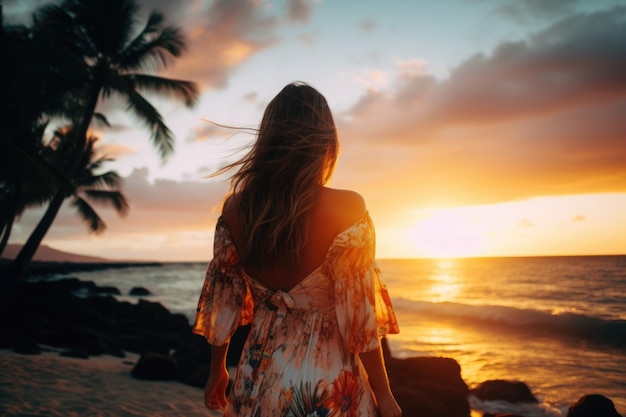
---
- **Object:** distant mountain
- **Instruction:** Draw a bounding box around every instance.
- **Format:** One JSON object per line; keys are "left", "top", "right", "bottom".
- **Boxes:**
{"left": 1, "top": 244, "right": 111, "bottom": 263}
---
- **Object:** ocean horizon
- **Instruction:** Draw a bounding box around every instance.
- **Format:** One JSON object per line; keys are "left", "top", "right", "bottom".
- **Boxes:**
{"left": 29, "top": 254, "right": 626, "bottom": 417}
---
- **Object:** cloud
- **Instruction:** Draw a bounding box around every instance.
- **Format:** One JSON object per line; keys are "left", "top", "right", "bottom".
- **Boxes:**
{"left": 285, "top": 0, "right": 313, "bottom": 24}
{"left": 493, "top": 0, "right": 583, "bottom": 24}
{"left": 157, "top": 0, "right": 318, "bottom": 89}
{"left": 2, "top": 0, "right": 49, "bottom": 25}
{"left": 517, "top": 218, "right": 535, "bottom": 228}
{"left": 122, "top": 167, "right": 226, "bottom": 212}
{"left": 431, "top": 7, "right": 626, "bottom": 125}
{"left": 296, "top": 32, "right": 317, "bottom": 46}
{"left": 359, "top": 20, "right": 376, "bottom": 32}
{"left": 159, "top": 0, "right": 279, "bottom": 89}
{"left": 336, "top": 6, "right": 626, "bottom": 207}
{"left": 187, "top": 122, "right": 232, "bottom": 143}
{"left": 96, "top": 143, "right": 140, "bottom": 159}
{"left": 241, "top": 91, "right": 259, "bottom": 103}
{"left": 354, "top": 71, "right": 389, "bottom": 91}
{"left": 346, "top": 6, "right": 626, "bottom": 130}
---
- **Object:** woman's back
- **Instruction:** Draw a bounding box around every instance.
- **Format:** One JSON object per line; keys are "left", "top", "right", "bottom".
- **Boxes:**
{"left": 195, "top": 82, "right": 401, "bottom": 417}
{"left": 221, "top": 187, "right": 366, "bottom": 292}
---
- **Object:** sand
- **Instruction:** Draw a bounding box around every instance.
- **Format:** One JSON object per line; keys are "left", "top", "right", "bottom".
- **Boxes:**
{"left": 0, "top": 349, "right": 222, "bottom": 417}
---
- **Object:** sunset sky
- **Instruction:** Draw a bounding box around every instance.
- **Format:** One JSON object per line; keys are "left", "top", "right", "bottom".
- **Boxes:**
{"left": 6, "top": 0, "right": 626, "bottom": 261}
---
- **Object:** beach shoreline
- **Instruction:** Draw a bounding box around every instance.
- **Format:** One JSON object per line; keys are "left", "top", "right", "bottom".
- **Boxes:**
{"left": 1, "top": 263, "right": 623, "bottom": 417}
{"left": 0, "top": 349, "right": 221, "bottom": 417}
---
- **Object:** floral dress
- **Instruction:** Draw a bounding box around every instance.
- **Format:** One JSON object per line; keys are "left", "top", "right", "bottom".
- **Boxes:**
{"left": 193, "top": 213, "right": 399, "bottom": 417}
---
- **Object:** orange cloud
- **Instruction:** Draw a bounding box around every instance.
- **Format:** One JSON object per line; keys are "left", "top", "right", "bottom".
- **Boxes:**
{"left": 164, "top": 1, "right": 277, "bottom": 88}
{"left": 96, "top": 143, "right": 140, "bottom": 159}
{"left": 336, "top": 6, "right": 626, "bottom": 207}
{"left": 157, "top": 0, "right": 317, "bottom": 89}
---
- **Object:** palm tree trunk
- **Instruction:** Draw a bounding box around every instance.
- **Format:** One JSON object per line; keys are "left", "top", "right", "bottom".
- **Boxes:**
{"left": 0, "top": 192, "right": 65, "bottom": 303}
{"left": 0, "top": 210, "right": 14, "bottom": 257}
{"left": 74, "top": 83, "right": 102, "bottom": 153}
{"left": 0, "top": 184, "right": 21, "bottom": 257}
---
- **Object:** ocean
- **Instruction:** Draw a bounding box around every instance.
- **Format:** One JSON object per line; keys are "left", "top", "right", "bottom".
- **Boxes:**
{"left": 49, "top": 255, "right": 626, "bottom": 417}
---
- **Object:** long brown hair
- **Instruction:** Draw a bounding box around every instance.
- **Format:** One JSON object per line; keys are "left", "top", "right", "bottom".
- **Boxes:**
{"left": 217, "top": 82, "right": 339, "bottom": 268}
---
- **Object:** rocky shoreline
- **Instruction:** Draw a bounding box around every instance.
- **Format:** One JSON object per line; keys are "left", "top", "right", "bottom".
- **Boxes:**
{"left": 0, "top": 276, "right": 621, "bottom": 417}
{"left": 0, "top": 258, "right": 162, "bottom": 276}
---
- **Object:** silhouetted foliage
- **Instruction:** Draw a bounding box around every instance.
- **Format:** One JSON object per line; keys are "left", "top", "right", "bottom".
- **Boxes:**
{"left": 0, "top": 10, "right": 87, "bottom": 254}
{"left": 44, "top": 127, "right": 130, "bottom": 234}
{"left": 1, "top": 0, "right": 199, "bottom": 302}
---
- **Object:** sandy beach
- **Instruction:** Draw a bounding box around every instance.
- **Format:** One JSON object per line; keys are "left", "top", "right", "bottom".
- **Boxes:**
{"left": 0, "top": 349, "right": 221, "bottom": 417}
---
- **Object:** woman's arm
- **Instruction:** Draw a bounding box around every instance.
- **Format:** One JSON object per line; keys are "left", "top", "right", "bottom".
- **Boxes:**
{"left": 204, "top": 342, "right": 230, "bottom": 410}
{"left": 359, "top": 346, "right": 402, "bottom": 417}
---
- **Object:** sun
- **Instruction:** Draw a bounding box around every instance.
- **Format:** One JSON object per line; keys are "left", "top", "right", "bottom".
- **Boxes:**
{"left": 407, "top": 209, "right": 487, "bottom": 258}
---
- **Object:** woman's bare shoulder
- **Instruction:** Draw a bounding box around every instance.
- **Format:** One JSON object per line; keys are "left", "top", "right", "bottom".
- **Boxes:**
{"left": 221, "top": 194, "right": 241, "bottom": 230}
{"left": 318, "top": 187, "right": 367, "bottom": 231}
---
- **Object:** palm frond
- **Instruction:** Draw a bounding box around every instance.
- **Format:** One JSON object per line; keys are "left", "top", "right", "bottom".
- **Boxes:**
{"left": 83, "top": 157, "right": 112, "bottom": 175}
{"left": 118, "top": 87, "right": 175, "bottom": 160}
{"left": 118, "top": 25, "right": 187, "bottom": 72}
{"left": 34, "top": 4, "right": 74, "bottom": 34}
{"left": 64, "top": 0, "right": 139, "bottom": 59}
{"left": 93, "top": 113, "right": 111, "bottom": 127}
{"left": 35, "top": 2, "right": 96, "bottom": 59}
{"left": 106, "top": 0, "right": 140, "bottom": 57}
{"left": 83, "top": 189, "right": 129, "bottom": 217}
{"left": 124, "top": 74, "right": 199, "bottom": 107}
{"left": 80, "top": 171, "right": 123, "bottom": 190}
{"left": 117, "top": 11, "right": 164, "bottom": 59}
{"left": 0, "top": 138, "right": 63, "bottom": 205}
{"left": 71, "top": 196, "right": 106, "bottom": 233}
{"left": 142, "top": 11, "right": 166, "bottom": 34}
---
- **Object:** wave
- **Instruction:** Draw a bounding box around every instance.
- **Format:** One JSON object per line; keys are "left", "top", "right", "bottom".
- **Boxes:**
{"left": 393, "top": 298, "right": 626, "bottom": 349}
{"left": 468, "top": 396, "right": 563, "bottom": 417}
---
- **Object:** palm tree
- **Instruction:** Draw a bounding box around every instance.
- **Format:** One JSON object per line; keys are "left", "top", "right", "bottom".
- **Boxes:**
{"left": 44, "top": 127, "right": 130, "bottom": 235}
{"left": 3, "top": 0, "right": 199, "bottom": 294}
{"left": 0, "top": 10, "right": 86, "bottom": 255}
{"left": 0, "top": 126, "right": 129, "bottom": 303}
{"left": 36, "top": 0, "right": 199, "bottom": 158}
{"left": 0, "top": 122, "right": 60, "bottom": 256}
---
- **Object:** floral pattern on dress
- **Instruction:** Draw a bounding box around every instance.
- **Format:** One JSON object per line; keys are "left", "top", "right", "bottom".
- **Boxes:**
{"left": 193, "top": 213, "right": 399, "bottom": 417}
{"left": 324, "top": 370, "right": 362, "bottom": 417}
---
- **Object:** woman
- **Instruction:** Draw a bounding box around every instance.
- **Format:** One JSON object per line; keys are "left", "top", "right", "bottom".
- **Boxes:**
{"left": 193, "top": 82, "right": 402, "bottom": 417}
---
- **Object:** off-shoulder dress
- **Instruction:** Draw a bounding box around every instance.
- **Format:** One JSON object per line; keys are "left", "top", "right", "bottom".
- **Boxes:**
{"left": 193, "top": 213, "right": 399, "bottom": 417}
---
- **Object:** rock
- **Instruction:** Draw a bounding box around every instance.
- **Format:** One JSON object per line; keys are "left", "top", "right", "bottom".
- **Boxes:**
{"left": 471, "top": 380, "right": 538, "bottom": 403}
{"left": 131, "top": 351, "right": 180, "bottom": 380}
{"left": 383, "top": 339, "right": 471, "bottom": 417}
{"left": 129, "top": 286, "right": 151, "bottom": 296}
{"left": 179, "top": 362, "right": 211, "bottom": 388}
{"left": 172, "top": 334, "right": 212, "bottom": 387}
{"left": 0, "top": 278, "right": 193, "bottom": 361}
{"left": 12, "top": 339, "right": 41, "bottom": 355}
{"left": 157, "top": 313, "right": 191, "bottom": 336}
{"left": 81, "top": 336, "right": 125, "bottom": 358}
{"left": 89, "top": 285, "right": 121, "bottom": 295}
{"left": 567, "top": 394, "right": 622, "bottom": 417}
{"left": 60, "top": 349, "right": 90, "bottom": 359}
{"left": 137, "top": 298, "right": 170, "bottom": 317}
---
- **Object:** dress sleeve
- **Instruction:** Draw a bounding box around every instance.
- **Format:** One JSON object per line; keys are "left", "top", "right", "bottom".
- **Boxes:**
{"left": 331, "top": 214, "right": 400, "bottom": 353}
{"left": 193, "top": 217, "right": 254, "bottom": 346}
